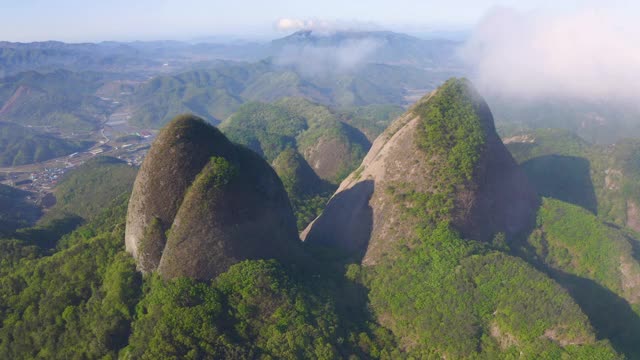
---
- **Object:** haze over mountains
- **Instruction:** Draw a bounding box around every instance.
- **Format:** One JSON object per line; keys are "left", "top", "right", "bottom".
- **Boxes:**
{"left": 0, "top": 30, "right": 461, "bottom": 76}
{"left": 3, "top": 25, "right": 639, "bottom": 149}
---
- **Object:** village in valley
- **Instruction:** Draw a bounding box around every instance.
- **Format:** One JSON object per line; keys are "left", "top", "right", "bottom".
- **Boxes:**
{"left": 0, "top": 124, "right": 155, "bottom": 205}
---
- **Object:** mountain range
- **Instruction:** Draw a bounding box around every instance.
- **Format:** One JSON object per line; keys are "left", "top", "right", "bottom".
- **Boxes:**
{"left": 2, "top": 28, "right": 640, "bottom": 360}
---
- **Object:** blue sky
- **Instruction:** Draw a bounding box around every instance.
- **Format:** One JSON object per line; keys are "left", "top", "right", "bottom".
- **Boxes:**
{"left": 0, "top": 0, "right": 622, "bottom": 42}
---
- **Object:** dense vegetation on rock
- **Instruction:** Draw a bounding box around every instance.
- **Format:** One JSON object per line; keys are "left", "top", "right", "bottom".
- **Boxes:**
{"left": 302, "top": 79, "right": 624, "bottom": 358}
{"left": 410, "top": 78, "right": 488, "bottom": 228}
{"left": 0, "top": 122, "right": 92, "bottom": 166}
{"left": 304, "top": 78, "right": 538, "bottom": 260}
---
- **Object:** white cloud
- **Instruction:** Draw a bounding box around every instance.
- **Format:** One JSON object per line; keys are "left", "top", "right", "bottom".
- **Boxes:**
{"left": 274, "top": 18, "right": 379, "bottom": 34}
{"left": 460, "top": 6, "right": 640, "bottom": 102}
{"left": 275, "top": 18, "right": 312, "bottom": 32}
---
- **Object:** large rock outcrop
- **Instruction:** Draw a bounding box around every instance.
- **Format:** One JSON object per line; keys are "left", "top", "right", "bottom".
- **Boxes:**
{"left": 302, "top": 79, "right": 539, "bottom": 264}
{"left": 125, "top": 114, "right": 300, "bottom": 280}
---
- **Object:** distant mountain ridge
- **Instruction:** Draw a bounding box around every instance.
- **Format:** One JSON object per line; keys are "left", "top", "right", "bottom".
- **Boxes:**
{"left": 130, "top": 60, "right": 448, "bottom": 128}
{"left": 0, "top": 122, "right": 92, "bottom": 166}
{"left": 0, "top": 30, "right": 460, "bottom": 77}
{"left": 272, "top": 30, "right": 461, "bottom": 67}
{"left": 0, "top": 69, "right": 116, "bottom": 130}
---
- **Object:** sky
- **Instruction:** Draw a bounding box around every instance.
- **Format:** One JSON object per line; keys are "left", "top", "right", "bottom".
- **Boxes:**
{"left": 0, "top": 0, "right": 602, "bottom": 42}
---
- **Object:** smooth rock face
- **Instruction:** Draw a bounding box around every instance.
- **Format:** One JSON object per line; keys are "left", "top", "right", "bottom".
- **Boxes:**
{"left": 303, "top": 82, "right": 539, "bottom": 265}
{"left": 125, "top": 114, "right": 300, "bottom": 279}
{"left": 299, "top": 122, "right": 370, "bottom": 183}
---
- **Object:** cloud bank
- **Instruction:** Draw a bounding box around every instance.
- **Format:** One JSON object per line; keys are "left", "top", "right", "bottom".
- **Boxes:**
{"left": 274, "top": 18, "right": 379, "bottom": 34}
{"left": 460, "top": 6, "right": 640, "bottom": 102}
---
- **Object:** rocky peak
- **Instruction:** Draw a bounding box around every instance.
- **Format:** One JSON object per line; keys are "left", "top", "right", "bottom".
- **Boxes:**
{"left": 302, "top": 79, "right": 539, "bottom": 264}
{"left": 125, "top": 114, "right": 301, "bottom": 280}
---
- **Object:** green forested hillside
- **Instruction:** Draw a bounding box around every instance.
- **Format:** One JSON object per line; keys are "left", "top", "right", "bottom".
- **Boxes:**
{"left": 0, "top": 41, "right": 162, "bottom": 77}
{"left": 337, "top": 104, "right": 404, "bottom": 141}
{"left": 339, "top": 80, "right": 619, "bottom": 358}
{"left": 42, "top": 156, "right": 137, "bottom": 222}
{"left": 353, "top": 223, "right": 618, "bottom": 358}
{"left": 220, "top": 98, "right": 370, "bottom": 184}
{"left": 0, "top": 198, "right": 143, "bottom": 359}
{"left": 130, "top": 61, "right": 432, "bottom": 130}
{"left": 0, "top": 70, "right": 113, "bottom": 130}
{"left": 0, "top": 122, "right": 92, "bottom": 166}
{"left": 521, "top": 198, "right": 640, "bottom": 357}
{"left": 503, "top": 128, "right": 640, "bottom": 357}
{"left": 1, "top": 190, "right": 622, "bottom": 359}
{"left": 0, "top": 196, "right": 395, "bottom": 359}
{"left": 129, "top": 65, "right": 255, "bottom": 128}
{"left": 1, "top": 78, "right": 639, "bottom": 359}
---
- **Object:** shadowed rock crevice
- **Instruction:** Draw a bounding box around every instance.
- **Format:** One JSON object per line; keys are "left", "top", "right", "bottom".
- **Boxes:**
{"left": 302, "top": 180, "right": 374, "bottom": 261}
